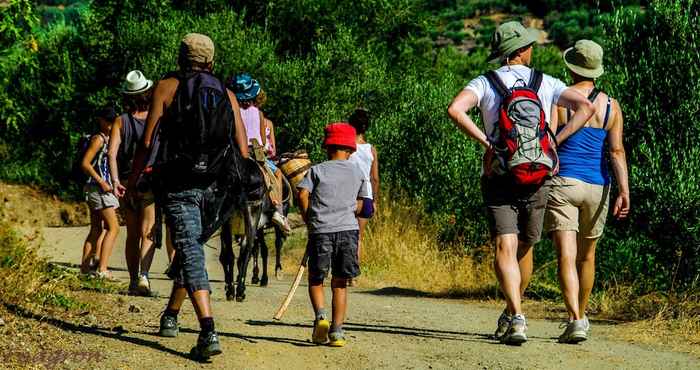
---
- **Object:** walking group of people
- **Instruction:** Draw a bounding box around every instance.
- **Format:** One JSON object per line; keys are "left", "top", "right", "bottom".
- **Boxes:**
{"left": 448, "top": 21, "right": 629, "bottom": 344}
{"left": 77, "top": 19, "right": 628, "bottom": 361}
{"left": 78, "top": 33, "right": 380, "bottom": 358}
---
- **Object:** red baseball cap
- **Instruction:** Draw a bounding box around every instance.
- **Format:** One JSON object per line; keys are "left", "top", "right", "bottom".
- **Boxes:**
{"left": 323, "top": 123, "right": 357, "bottom": 151}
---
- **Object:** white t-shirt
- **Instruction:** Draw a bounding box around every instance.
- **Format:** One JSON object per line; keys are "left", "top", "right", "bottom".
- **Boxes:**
{"left": 464, "top": 65, "right": 567, "bottom": 141}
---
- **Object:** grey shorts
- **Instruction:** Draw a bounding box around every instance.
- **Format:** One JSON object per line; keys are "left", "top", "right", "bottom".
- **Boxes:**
{"left": 481, "top": 176, "right": 549, "bottom": 245}
{"left": 307, "top": 230, "right": 360, "bottom": 282}
{"left": 85, "top": 189, "right": 120, "bottom": 211}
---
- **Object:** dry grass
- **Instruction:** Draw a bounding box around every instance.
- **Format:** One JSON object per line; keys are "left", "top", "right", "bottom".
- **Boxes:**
{"left": 357, "top": 196, "right": 497, "bottom": 297}
{"left": 281, "top": 194, "right": 497, "bottom": 297}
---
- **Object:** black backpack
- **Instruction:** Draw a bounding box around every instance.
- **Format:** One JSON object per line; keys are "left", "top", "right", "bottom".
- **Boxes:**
{"left": 71, "top": 133, "right": 98, "bottom": 185}
{"left": 156, "top": 71, "right": 241, "bottom": 187}
{"left": 117, "top": 113, "right": 144, "bottom": 179}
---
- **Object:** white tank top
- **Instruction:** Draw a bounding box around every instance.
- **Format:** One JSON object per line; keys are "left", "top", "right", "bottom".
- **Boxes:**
{"left": 349, "top": 143, "right": 374, "bottom": 199}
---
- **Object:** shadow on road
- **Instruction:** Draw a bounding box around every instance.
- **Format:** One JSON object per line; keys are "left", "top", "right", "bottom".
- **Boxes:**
{"left": 3, "top": 303, "right": 200, "bottom": 362}
{"left": 360, "top": 286, "right": 499, "bottom": 300}
{"left": 246, "top": 319, "right": 494, "bottom": 344}
{"left": 172, "top": 327, "right": 315, "bottom": 347}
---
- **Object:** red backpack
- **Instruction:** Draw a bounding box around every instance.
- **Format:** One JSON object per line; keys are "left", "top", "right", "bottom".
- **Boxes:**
{"left": 484, "top": 69, "right": 558, "bottom": 185}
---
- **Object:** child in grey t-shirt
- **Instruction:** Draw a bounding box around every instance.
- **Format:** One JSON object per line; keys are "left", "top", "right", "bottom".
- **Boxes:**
{"left": 297, "top": 123, "right": 368, "bottom": 347}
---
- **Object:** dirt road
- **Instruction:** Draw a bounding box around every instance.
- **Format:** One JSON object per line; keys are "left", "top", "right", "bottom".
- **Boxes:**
{"left": 36, "top": 226, "right": 698, "bottom": 370}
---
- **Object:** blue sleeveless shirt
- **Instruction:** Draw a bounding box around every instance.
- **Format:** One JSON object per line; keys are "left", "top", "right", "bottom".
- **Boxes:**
{"left": 557, "top": 96, "right": 612, "bottom": 185}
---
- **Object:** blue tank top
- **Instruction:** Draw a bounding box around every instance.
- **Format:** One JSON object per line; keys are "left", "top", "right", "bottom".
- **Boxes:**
{"left": 557, "top": 96, "right": 612, "bottom": 185}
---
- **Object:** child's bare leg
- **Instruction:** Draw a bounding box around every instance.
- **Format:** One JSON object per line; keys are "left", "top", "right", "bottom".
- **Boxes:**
{"left": 98, "top": 207, "right": 119, "bottom": 273}
{"left": 308, "top": 279, "right": 326, "bottom": 317}
{"left": 357, "top": 218, "right": 369, "bottom": 263}
{"left": 331, "top": 277, "right": 348, "bottom": 329}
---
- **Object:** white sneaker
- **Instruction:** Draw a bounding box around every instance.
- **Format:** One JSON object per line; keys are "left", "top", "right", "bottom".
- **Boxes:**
{"left": 501, "top": 313, "right": 528, "bottom": 345}
{"left": 272, "top": 211, "right": 292, "bottom": 235}
{"left": 137, "top": 275, "right": 151, "bottom": 296}
{"left": 558, "top": 319, "right": 588, "bottom": 344}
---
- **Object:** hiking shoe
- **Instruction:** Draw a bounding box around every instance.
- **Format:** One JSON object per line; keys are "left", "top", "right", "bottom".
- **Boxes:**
{"left": 190, "top": 331, "right": 222, "bottom": 360}
{"left": 137, "top": 275, "right": 151, "bottom": 296}
{"left": 328, "top": 329, "right": 347, "bottom": 347}
{"left": 312, "top": 318, "right": 331, "bottom": 344}
{"left": 558, "top": 319, "right": 588, "bottom": 344}
{"left": 500, "top": 314, "right": 528, "bottom": 345}
{"left": 159, "top": 314, "right": 179, "bottom": 338}
{"left": 272, "top": 211, "right": 292, "bottom": 236}
{"left": 494, "top": 309, "right": 511, "bottom": 339}
{"left": 582, "top": 315, "right": 591, "bottom": 334}
{"left": 127, "top": 280, "right": 139, "bottom": 296}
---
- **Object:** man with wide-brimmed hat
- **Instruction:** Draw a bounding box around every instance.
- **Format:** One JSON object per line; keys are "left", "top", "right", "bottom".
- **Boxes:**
{"left": 128, "top": 33, "right": 249, "bottom": 360}
{"left": 546, "top": 39, "right": 630, "bottom": 344}
{"left": 447, "top": 21, "right": 596, "bottom": 345}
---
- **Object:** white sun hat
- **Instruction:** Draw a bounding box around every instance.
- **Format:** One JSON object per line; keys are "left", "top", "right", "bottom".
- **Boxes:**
{"left": 121, "top": 70, "right": 153, "bottom": 95}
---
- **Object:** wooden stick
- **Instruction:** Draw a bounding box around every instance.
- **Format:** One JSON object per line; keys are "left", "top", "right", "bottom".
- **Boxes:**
{"left": 273, "top": 251, "right": 308, "bottom": 320}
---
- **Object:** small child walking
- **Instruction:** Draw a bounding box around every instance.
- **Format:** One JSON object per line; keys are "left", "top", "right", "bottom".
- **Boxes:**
{"left": 347, "top": 108, "right": 380, "bottom": 260}
{"left": 80, "top": 107, "right": 120, "bottom": 280}
{"left": 297, "top": 123, "right": 369, "bottom": 347}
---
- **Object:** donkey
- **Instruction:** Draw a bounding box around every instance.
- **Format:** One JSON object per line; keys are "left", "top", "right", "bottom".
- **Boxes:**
{"left": 219, "top": 165, "right": 291, "bottom": 301}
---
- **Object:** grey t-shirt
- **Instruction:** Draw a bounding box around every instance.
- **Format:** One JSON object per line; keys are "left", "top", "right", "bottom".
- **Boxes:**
{"left": 297, "top": 160, "right": 369, "bottom": 234}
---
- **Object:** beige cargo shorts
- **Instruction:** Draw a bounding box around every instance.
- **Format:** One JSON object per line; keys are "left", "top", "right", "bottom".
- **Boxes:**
{"left": 544, "top": 176, "right": 610, "bottom": 239}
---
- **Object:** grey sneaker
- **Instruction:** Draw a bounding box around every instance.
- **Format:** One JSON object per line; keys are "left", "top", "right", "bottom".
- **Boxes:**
{"left": 558, "top": 319, "right": 588, "bottom": 344}
{"left": 191, "top": 331, "right": 222, "bottom": 360}
{"left": 494, "top": 310, "right": 511, "bottom": 339}
{"left": 500, "top": 313, "right": 528, "bottom": 345}
{"left": 159, "top": 314, "right": 179, "bottom": 337}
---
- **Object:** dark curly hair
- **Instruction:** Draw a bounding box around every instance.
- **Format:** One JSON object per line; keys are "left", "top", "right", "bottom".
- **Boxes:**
{"left": 349, "top": 108, "right": 370, "bottom": 134}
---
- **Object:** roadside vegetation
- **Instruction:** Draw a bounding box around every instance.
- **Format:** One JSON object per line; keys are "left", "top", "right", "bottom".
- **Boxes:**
{"left": 1, "top": 0, "right": 698, "bottom": 349}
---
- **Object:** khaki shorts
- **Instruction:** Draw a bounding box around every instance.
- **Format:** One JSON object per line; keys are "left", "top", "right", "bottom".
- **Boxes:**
{"left": 481, "top": 176, "right": 549, "bottom": 245}
{"left": 120, "top": 191, "right": 156, "bottom": 212}
{"left": 545, "top": 176, "right": 610, "bottom": 239}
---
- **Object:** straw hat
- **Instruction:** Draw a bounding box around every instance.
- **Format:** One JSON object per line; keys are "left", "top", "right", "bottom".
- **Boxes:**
{"left": 563, "top": 40, "right": 604, "bottom": 79}
{"left": 121, "top": 70, "right": 153, "bottom": 95}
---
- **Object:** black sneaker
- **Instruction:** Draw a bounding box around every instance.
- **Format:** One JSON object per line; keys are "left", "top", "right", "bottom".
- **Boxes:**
{"left": 159, "top": 314, "right": 179, "bottom": 338}
{"left": 190, "top": 331, "right": 222, "bottom": 360}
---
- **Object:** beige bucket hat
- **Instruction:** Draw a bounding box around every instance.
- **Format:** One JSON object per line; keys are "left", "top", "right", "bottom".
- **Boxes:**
{"left": 564, "top": 40, "right": 604, "bottom": 79}
{"left": 181, "top": 33, "right": 215, "bottom": 64}
{"left": 121, "top": 70, "right": 153, "bottom": 95}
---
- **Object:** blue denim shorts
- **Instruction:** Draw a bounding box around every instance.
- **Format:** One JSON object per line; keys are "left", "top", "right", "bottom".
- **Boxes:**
{"left": 162, "top": 188, "right": 211, "bottom": 293}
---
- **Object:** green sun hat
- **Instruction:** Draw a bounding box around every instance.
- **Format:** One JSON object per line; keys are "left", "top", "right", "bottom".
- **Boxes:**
{"left": 487, "top": 21, "right": 539, "bottom": 64}
{"left": 563, "top": 40, "right": 604, "bottom": 78}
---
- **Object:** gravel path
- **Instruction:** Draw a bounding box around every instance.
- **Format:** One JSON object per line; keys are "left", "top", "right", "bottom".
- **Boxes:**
{"left": 37, "top": 226, "right": 699, "bottom": 370}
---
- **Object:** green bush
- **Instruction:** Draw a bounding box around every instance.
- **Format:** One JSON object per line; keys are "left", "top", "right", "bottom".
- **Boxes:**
{"left": 598, "top": 0, "right": 700, "bottom": 289}
{"left": 1, "top": 0, "right": 698, "bottom": 293}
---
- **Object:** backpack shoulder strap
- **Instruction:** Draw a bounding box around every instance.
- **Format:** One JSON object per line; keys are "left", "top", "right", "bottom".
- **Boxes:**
{"left": 587, "top": 88, "right": 601, "bottom": 103}
{"left": 527, "top": 69, "right": 543, "bottom": 92}
{"left": 485, "top": 71, "right": 509, "bottom": 98}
